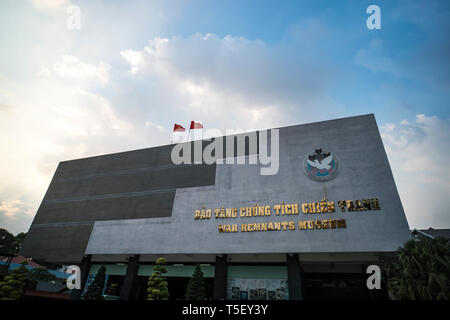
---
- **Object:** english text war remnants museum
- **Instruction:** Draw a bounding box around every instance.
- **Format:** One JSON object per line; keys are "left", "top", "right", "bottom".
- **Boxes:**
{"left": 21, "top": 114, "right": 411, "bottom": 300}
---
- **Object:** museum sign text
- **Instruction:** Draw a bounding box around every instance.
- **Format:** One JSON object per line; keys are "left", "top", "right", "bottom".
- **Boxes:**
{"left": 194, "top": 198, "right": 381, "bottom": 233}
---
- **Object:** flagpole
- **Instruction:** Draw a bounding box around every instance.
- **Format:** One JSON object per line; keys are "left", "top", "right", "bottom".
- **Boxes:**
{"left": 187, "top": 121, "right": 192, "bottom": 142}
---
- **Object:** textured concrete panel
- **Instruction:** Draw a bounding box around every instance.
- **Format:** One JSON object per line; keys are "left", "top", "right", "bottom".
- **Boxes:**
{"left": 86, "top": 114, "right": 411, "bottom": 255}
{"left": 33, "top": 200, "right": 88, "bottom": 224}
{"left": 21, "top": 223, "right": 93, "bottom": 263}
{"left": 31, "top": 164, "right": 215, "bottom": 224}
{"left": 34, "top": 192, "right": 176, "bottom": 224}
{"left": 44, "top": 164, "right": 216, "bottom": 201}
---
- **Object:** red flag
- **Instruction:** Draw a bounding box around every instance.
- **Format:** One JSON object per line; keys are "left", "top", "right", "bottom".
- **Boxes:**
{"left": 190, "top": 121, "right": 203, "bottom": 129}
{"left": 173, "top": 124, "right": 185, "bottom": 132}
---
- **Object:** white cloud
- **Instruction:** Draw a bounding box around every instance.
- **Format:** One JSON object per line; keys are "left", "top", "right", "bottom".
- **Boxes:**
{"left": 37, "top": 67, "right": 51, "bottom": 78}
{"left": 120, "top": 31, "right": 342, "bottom": 131}
{"left": 0, "top": 200, "right": 33, "bottom": 219}
{"left": 0, "top": 0, "right": 185, "bottom": 232}
{"left": 0, "top": 199, "right": 35, "bottom": 235}
{"left": 145, "top": 121, "right": 165, "bottom": 132}
{"left": 381, "top": 114, "right": 450, "bottom": 229}
{"left": 355, "top": 39, "right": 402, "bottom": 76}
{"left": 31, "top": 0, "right": 69, "bottom": 10}
{"left": 53, "top": 55, "right": 111, "bottom": 86}
{"left": 0, "top": 53, "right": 168, "bottom": 234}
{"left": 120, "top": 50, "right": 147, "bottom": 75}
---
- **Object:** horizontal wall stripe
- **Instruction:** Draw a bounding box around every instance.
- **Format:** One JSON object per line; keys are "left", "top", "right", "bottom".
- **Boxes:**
{"left": 29, "top": 221, "right": 95, "bottom": 228}
{"left": 42, "top": 188, "right": 177, "bottom": 205}
{"left": 53, "top": 163, "right": 202, "bottom": 183}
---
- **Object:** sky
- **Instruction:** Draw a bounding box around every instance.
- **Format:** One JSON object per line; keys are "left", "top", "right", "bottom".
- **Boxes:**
{"left": 0, "top": 0, "right": 449, "bottom": 234}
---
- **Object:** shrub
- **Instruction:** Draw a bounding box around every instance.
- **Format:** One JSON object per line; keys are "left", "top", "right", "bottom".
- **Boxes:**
{"left": 147, "top": 258, "right": 169, "bottom": 300}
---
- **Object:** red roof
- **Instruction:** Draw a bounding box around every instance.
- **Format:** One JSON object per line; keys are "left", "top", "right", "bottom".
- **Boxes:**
{"left": 0, "top": 255, "right": 44, "bottom": 268}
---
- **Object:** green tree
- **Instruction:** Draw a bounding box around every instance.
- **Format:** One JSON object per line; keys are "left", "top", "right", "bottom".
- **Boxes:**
{"left": 0, "top": 261, "right": 29, "bottom": 300}
{"left": 185, "top": 264, "right": 206, "bottom": 300}
{"left": 0, "top": 229, "right": 27, "bottom": 255}
{"left": 27, "top": 267, "right": 57, "bottom": 282}
{"left": 13, "top": 232, "right": 27, "bottom": 254}
{"left": 27, "top": 267, "right": 57, "bottom": 290}
{"left": 82, "top": 265, "right": 106, "bottom": 300}
{"left": 147, "top": 257, "right": 169, "bottom": 300}
{"left": 386, "top": 236, "right": 450, "bottom": 300}
{"left": 0, "top": 228, "right": 16, "bottom": 255}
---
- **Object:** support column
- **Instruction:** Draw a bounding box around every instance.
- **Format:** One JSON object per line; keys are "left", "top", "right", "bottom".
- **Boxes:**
{"left": 70, "top": 254, "right": 92, "bottom": 300}
{"left": 287, "top": 253, "right": 303, "bottom": 300}
{"left": 120, "top": 254, "right": 140, "bottom": 300}
{"left": 213, "top": 254, "right": 227, "bottom": 300}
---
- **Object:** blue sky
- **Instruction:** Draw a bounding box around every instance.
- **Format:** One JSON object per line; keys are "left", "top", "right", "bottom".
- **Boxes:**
{"left": 0, "top": 0, "right": 449, "bottom": 234}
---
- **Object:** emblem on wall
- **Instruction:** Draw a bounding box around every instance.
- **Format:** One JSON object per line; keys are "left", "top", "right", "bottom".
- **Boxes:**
{"left": 303, "top": 148, "right": 340, "bottom": 182}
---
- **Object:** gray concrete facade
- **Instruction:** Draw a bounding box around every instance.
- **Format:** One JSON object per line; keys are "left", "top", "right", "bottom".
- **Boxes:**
{"left": 85, "top": 114, "right": 410, "bottom": 255}
{"left": 21, "top": 114, "right": 411, "bottom": 262}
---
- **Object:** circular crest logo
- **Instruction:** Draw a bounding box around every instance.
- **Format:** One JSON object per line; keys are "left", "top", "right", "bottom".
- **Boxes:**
{"left": 303, "top": 148, "right": 340, "bottom": 182}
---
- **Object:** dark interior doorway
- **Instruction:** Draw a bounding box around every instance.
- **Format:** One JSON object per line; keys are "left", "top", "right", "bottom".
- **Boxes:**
{"left": 104, "top": 275, "right": 123, "bottom": 297}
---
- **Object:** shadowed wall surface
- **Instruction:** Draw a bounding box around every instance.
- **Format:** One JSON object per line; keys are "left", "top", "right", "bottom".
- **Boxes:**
{"left": 21, "top": 142, "right": 216, "bottom": 263}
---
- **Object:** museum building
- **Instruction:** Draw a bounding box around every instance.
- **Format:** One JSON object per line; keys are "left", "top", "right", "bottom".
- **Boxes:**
{"left": 20, "top": 114, "right": 411, "bottom": 300}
